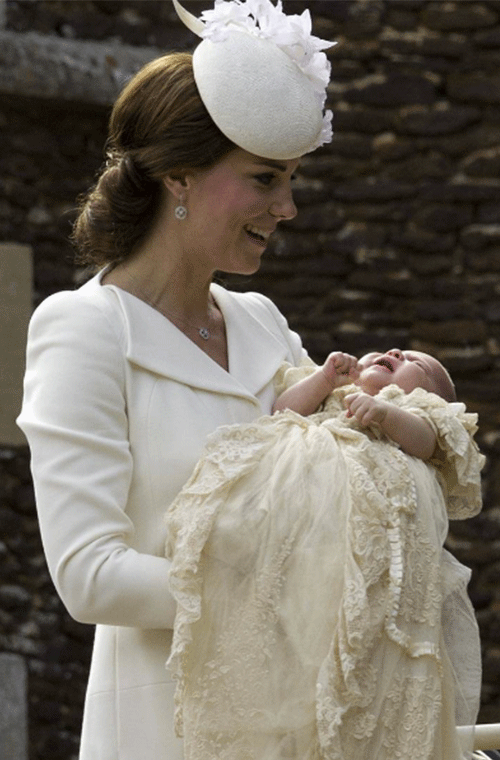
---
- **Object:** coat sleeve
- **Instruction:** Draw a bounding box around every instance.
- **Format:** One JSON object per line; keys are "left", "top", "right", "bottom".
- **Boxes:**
{"left": 18, "top": 292, "right": 177, "bottom": 629}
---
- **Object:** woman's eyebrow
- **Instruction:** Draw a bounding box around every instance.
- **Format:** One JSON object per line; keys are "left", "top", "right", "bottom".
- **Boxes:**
{"left": 252, "top": 159, "right": 288, "bottom": 172}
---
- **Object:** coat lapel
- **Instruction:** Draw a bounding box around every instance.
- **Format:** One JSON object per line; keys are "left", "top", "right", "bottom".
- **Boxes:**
{"left": 211, "top": 284, "right": 289, "bottom": 394}
{"left": 102, "top": 281, "right": 288, "bottom": 400}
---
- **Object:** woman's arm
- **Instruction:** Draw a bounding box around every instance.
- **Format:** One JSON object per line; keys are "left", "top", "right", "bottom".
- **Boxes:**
{"left": 273, "top": 352, "right": 359, "bottom": 415}
{"left": 345, "top": 391, "right": 437, "bottom": 460}
{"left": 18, "top": 292, "right": 177, "bottom": 629}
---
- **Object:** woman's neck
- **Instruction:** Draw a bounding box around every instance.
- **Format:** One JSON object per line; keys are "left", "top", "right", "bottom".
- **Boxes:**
{"left": 105, "top": 241, "right": 215, "bottom": 324}
{"left": 103, "top": 247, "right": 229, "bottom": 371}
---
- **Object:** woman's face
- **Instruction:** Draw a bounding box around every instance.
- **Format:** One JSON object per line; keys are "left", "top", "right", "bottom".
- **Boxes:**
{"left": 180, "top": 148, "right": 299, "bottom": 275}
{"left": 356, "top": 349, "right": 443, "bottom": 396}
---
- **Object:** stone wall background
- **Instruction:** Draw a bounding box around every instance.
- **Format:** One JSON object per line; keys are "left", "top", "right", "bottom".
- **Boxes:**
{"left": 1, "top": 1, "right": 500, "bottom": 758}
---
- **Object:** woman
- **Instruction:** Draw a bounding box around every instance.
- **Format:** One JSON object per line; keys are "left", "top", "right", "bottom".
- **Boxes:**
{"left": 17, "top": 1, "right": 333, "bottom": 758}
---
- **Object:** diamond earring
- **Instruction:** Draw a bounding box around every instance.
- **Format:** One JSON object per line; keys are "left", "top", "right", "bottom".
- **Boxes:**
{"left": 174, "top": 195, "right": 187, "bottom": 220}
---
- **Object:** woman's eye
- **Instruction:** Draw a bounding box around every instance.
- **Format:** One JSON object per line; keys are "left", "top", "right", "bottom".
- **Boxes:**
{"left": 255, "top": 173, "right": 275, "bottom": 186}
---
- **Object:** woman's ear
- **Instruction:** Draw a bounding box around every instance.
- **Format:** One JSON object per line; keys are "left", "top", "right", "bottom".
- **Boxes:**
{"left": 163, "top": 172, "right": 190, "bottom": 200}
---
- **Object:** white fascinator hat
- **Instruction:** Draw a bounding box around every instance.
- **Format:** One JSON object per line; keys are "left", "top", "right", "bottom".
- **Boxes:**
{"left": 172, "top": 0, "right": 335, "bottom": 160}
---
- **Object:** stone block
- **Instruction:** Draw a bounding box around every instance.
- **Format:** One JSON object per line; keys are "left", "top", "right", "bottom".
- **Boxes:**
{"left": 461, "top": 224, "right": 500, "bottom": 249}
{"left": 474, "top": 27, "right": 500, "bottom": 47}
{"left": 462, "top": 146, "right": 500, "bottom": 178}
{"left": 392, "top": 225, "right": 456, "bottom": 253}
{"left": 412, "top": 203, "right": 473, "bottom": 233}
{"left": 0, "top": 652, "right": 28, "bottom": 760}
{"left": 423, "top": 2, "right": 498, "bottom": 31}
{"left": 464, "top": 248, "right": 500, "bottom": 273}
{"left": 332, "top": 106, "right": 394, "bottom": 135}
{"left": 0, "top": 243, "right": 32, "bottom": 445}
{"left": 413, "top": 318, "right": 488, "bottom": 345}
{"left": 332, "top": 178, "right": 417, "bottom": 203}
{"left": 345, "top": 71, "right": 437, "bottom": 107}
{"left": 448, "top": 72, "right": 500, "bottom": 104}
{"left": 0, "top": 30, "right": 160, "bottom": 105}
{"left": 395, "top": 103, "right": 481, "bottom": 136}
{"left": 422, "top": 181, "right": 500, "bottom": 203}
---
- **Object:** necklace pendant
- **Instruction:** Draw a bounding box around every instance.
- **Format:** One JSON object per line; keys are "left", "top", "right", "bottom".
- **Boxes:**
{"left": 199, "top": 327, "right": 210, "bottom": 340}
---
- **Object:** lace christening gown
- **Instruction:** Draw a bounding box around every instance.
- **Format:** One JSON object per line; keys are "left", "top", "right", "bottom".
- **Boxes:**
{"left": 165, "top": 364, "right": 485, "bottom": 760}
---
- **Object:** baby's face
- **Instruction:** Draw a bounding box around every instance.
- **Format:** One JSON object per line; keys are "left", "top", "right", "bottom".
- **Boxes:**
{"left": 356, "top": 349, "right": 443, "bottom": 396}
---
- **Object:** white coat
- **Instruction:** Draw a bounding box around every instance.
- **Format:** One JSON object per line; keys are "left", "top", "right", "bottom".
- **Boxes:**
{"left": 18, "top": 270, "right": 305, "bottom": 760}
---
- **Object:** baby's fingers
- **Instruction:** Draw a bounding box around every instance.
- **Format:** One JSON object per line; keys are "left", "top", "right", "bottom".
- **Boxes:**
{"left": 345, "top": 393, "right": 377, "bottom": 425}
{"left": 344, "top": 391, "right": 362, "bottom": 418}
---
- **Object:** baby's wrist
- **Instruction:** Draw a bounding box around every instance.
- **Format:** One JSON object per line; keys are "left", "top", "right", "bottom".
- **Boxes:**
{"left": 321, "top": 364, "right": 337, "bottom": 390}
{"left": 376, "top": 401, "right": 389, "bottom": 425}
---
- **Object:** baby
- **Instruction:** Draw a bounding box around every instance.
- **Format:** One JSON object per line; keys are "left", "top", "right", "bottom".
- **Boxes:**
{"left": 274, "top": 348, "right": 456, "bottom": 460}
{"left": 166, "top": 347, "right": 483, "bottom": 760}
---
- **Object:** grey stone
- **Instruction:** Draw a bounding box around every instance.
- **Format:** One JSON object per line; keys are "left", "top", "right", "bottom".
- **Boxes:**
{"left": 474, "top": 26, "right": 500, "bottom": 47}
{"left": 422, "top": 181, "right": 500, "bottom": 202}
{"left": 461, "top": 223, "right": 500, "bottom": 249}
{"left": 331, "top": 178, "right": 417, "bottom": 203}
{"left": 392, "top": 225, "right": 456, "bottom": 253}
{"left": 419, "top": 36, "right": 470, "bottom": 59}
{"left": 328, "top": 133, "right": 373, "bottom": 159}
{"left": 381, "top": 35, "right": 469, "bottom": 61}
{"left": 344, "top": 72, "right": 437, "bottom": 107}
{"left": 412, "top": 319, "right": 488, "bottom": 346}
{"left": 332, "top": 107, "right": 394, "bottom": 135}
{"left": 287, "top": 203, "right": 345, "bottom": 232}
{"left": 406, "top": 253, "right": 454, "bottom": 275}
{"left": 412, "top": 203, "right": 473, "bottom": 233}
{"left": 0, "top": 30, "right": 161, "bottom": 104}
{"left": 423, "top": 2, "right": 498, "bottom": 31}
{"left": 0, "top": 585, "right": 31, "bottom": 613}
{"left": 464, "top": 247, "right": 500, "bottom": 272}
{"left": 384, "top": 150, "right": 452, "bottom": 182}
{"left": 462, "top": 146, "right": 500, "bottom": 177}
{"left": 0, "top": 653, "right": 28, "bottom": 760}
{"left": 395, "top": 104, "right": 481, "bottom": 136}
{"left": 448, "top": 72, "right": 500, "bottom": 104}
{"left": 343, "top": 0, "right": 384, "bottom": 39}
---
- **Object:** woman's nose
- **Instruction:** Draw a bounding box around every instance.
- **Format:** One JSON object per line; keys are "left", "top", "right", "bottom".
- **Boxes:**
{"left": 269, "top": 189, "right": 297, "bottom": 221}
{"left": 387, "top": 348, "right": 403, "bottom": 359}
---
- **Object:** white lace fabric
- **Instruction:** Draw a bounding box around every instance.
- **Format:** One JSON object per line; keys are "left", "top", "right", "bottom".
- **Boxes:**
{"left": 165, "top": 371, "right": 484, "bottom": 760}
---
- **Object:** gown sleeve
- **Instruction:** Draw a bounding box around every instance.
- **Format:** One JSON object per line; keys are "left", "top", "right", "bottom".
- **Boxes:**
{"left": 272, "top": 356, "right": 318, "bottom": 398}
{"left": 378, "top": 386, "right": 485, "bottom": 520}
{"left": 17, "top": 291, "right": 177, "bottom": 629}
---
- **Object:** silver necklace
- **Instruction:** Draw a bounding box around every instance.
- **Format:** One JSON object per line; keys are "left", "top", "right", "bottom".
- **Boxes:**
{"left": 122, "top": 270, "right": 213, "bottom": 341}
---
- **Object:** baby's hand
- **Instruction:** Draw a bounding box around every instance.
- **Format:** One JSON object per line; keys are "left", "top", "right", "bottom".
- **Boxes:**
{"left": 322, "top": 352, "right": 360, "bottom": 389}
{"left": 344, "top": 392, "right": 389, "bottom": 426}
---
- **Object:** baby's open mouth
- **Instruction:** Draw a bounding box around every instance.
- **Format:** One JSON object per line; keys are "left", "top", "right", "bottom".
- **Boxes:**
{"left": 374, "top": 357, "right": 394, "bottom": 372}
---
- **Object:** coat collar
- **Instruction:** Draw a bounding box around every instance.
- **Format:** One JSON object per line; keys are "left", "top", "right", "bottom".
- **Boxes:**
{"left": 95, "top": 277, "right": 288, "bottom": 401}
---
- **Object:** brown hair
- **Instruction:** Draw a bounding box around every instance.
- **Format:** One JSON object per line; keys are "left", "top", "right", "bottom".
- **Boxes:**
{"left": 72, "top": 53, "right": 235, "bottom": 267}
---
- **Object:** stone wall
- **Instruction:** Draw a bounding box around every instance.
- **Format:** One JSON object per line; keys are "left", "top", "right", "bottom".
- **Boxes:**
{"left": 1, "top": 1, "right": 500, "bottom": 757}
